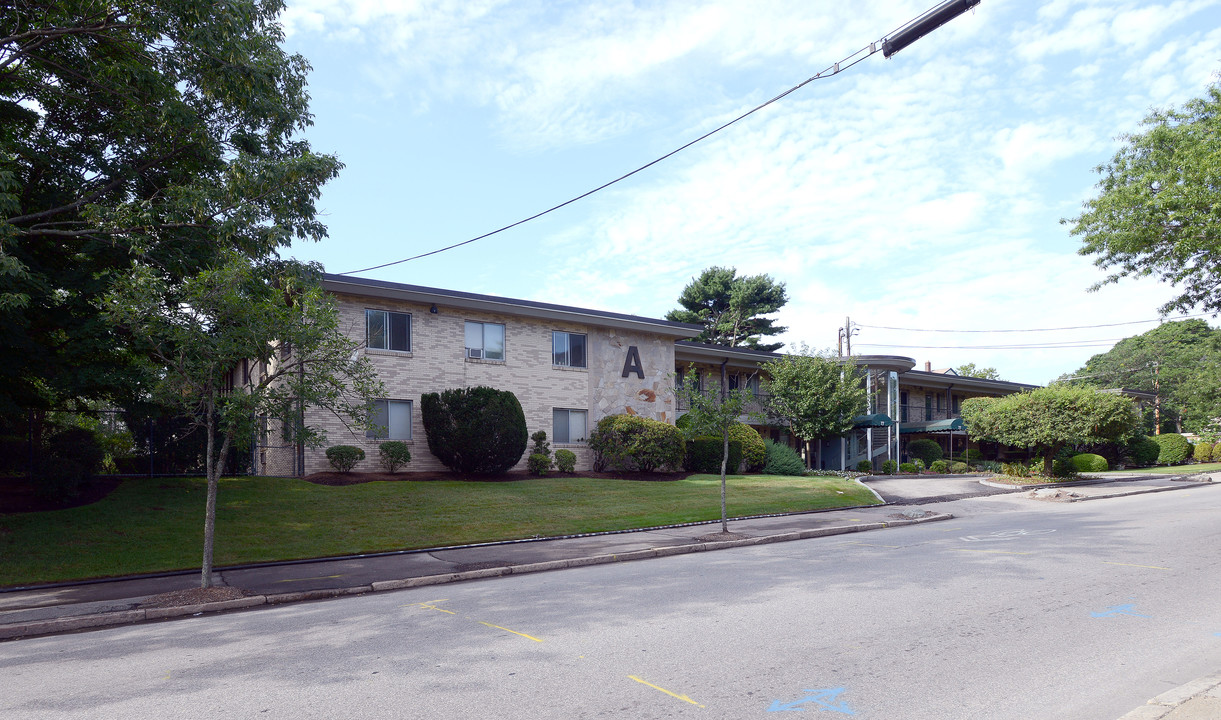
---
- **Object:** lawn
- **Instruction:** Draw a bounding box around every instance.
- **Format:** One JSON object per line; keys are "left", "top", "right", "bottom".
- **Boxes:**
{"left": 0, "top": 473, "right": 879, "bottom": 587}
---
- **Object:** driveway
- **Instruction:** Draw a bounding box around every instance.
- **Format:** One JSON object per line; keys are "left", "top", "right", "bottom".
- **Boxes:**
{"left": 862, "top": 473, "right": 1017, "bottom": 504}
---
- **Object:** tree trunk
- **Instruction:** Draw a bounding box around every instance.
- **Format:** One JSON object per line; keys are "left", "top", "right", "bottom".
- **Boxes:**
{"left": 1043, "top": 447, "right": 1056, "bottom": 478}
{"left": 201, "top": 398, "right": 232, "bottom": 589}
{"left": 720, "top": 427, "right": 729, "bottom": 533}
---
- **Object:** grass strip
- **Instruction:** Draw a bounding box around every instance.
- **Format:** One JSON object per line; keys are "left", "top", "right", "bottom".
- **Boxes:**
{"left": 0, "top": 474, "right": 879, "bottom": 586}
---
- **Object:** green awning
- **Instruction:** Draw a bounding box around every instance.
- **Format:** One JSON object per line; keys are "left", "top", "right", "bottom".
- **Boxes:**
{"left": 852, "top": 413, "right": 894, "bottom": 428}
{"left": 899, "top": 418, "right": 965, "bottom": 434}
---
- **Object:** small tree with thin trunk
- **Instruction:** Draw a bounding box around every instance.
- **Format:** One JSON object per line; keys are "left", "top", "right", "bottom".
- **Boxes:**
{"left": 764, "top": 347, "right": 867, "bottom": 469}
{"left": 674, "top": 365, "right": 759, "bottom": 533}
{"left": 108, "top": 255, "right": 383, "bottom": 588}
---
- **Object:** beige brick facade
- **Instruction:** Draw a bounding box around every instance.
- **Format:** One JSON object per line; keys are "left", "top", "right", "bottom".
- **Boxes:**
{"left": 299, "top": 289, "right": 685, "bottom": 475}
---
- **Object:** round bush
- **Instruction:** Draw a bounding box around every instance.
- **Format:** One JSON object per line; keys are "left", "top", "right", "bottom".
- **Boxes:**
{"left": 378, "top": 441, "right": 411, "bottom": 472}
{"left": 588, "top": 414, "right": 684, "bottom": 472}
{"left": 856, "top": 459, "right": 873, "bottom": 473}
{"left": 1151, "top": 433, "right": 1192, "bottom": 465}
{"left": 326, "top": 445, "right": 365, "bottom": 473}
{"left": 899, "top": 462, "right": 916, "bottom": 474}
{"left": 527, "top": 452, "right": 552, "bottom": 476}
{"left": 685, "top": 437, "right": 743, "bottom": 474}
{"left": 1193, "top": 441, "right": 1213, "bottom": 463}
{"left": 554, "top": 449, "right": 577, "bottom": 473}
{"left": 420, "top": 386, "right": 528, "bottom": 474}
{"left": 950, "top": 461, "right": 969, "bottom": 473}
{"left": 676, "top": 415, "right": 765, "bottom": 472}
{"left": 762, "top": 439, "right": 806, "bottom": 476}
{"left": 929, "top": 459, "right": 948, "bottom": 473}
{"left": 1070, "top": 453, "right": 1108, "bottom": 473}
{"left": 907, "top": 439, "right": 943, "bottom": 467}
{"left": 881, "top": 459, "right": 897, "bottom": 475}
{"left": 1127, "top": 436, "right": 1161, "bottom": 466}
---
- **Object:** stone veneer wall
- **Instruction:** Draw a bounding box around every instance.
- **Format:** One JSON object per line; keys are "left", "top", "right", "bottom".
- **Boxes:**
{"left": 297, "top": 292, "right": 682, "bottom": 475}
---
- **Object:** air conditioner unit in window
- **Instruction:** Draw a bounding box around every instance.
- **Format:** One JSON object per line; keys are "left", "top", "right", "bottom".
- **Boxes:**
{"left": 467, "top": 348, "right": 483, "bottom": 359}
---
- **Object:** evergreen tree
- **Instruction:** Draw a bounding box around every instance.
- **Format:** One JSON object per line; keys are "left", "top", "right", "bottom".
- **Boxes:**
{"left": 666, "top": 267, "right": 788, "bottom": 351}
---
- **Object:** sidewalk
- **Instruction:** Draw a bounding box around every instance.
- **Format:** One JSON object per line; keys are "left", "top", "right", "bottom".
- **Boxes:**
{"left": 1117, "top": 671, "right": 1221, "bottom": 720}
{"left": 0, "top": 475, "right": 1213, "bottom": 643}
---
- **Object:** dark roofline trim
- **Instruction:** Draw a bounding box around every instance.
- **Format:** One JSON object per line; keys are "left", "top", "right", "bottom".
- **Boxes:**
{"left": 323, "top": 274, "right": 703, "bottom": 338}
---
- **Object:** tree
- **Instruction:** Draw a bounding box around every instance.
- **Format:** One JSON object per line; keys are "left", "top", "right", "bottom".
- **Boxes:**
{"left": 419, "top": 386, "right": 528, "bottom": 475}
{"left": 960, "top": 385, "right": 1139, "bottom": 477}
{"left": 0, "top": 0, "right": 341, "bottom": 417}
{"left": 674, "top": 367, "right": 759, "bottom": 534}
{"left": 665, "top": 267, "right": 788, "bottom": 351}
{"left": 1061, "top": 320, "right": 1221, "bottom": 433}
{"left": 764, "top": 347, "right": 867, "bottom": 468}
{"left": 1066, "top": 83, "right": 1221, "bottom": 316}
{"left": 955, "top": 363, "right": 1000, "bottom": 380}
{"left": 107, "top": 255, "right": 383, "bottom": 588}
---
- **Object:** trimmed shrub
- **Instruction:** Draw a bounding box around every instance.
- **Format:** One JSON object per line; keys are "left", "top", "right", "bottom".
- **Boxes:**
{"left": 554, "top": 449, "right": 577, "bottom": 473}
{"left": 899, "top": 462, "right": 916, "bottom": 473}
{"left": 1193, "top": 441, "right": 1214, "bottom": 463}
{"left": 1030, "top": 458, "right": 1073, "bottom": 477}
{"left": 1127, "top": 436, "right": 1161, "bottom": 466}
{"left": 881, "top": 459, "right": 897, "bottom": 475}
{"left": 856, "top": 459, "right": 873, "bottom": 473}
{"left": 950, "top": 461, "right": 969, "bottom": 473}
{"left": 913, "top": 459, "right": 925, "bottom": 472}
{"left": 326, "top": 445, "right": 365, "bottom": 473}
{"left": 378, "top": 441, "right": 411, "bottom": 472}
{"left": 527, "top": 431, "right": 553, "bottom": 476}
{"left": 762, "top": 439, "right": 807, "bottom": 476}
{"left": 420, "top": 386, "right": 529, "bottom": 474}
{"left": 677, "top": 416, "right": 766, "bottom": 471}
{"left": 588, "top": 414, "right": 684, "bottom": 472}
{"left": 907, "top": 439, "right": 943, "bottom": 467}
{"left": 1070, "top": 453, "right": 1108, "bottom": 473}
{"left": 35, "top": 427, "right": 105, "bottom": 500}
{"left": 929, "top": 459, "right": 948, "bottom": 473}
{"left": 685, "top": 437, "right": 743, "bottom": 474}
{"left": 1151, "top": 433, "right": 1192, "bottom": 465}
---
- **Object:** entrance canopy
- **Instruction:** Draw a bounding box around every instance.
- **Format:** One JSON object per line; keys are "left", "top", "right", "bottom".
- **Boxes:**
{"left": 852, "top": 413, "right": 894, "bottom": 428}
{"left": 899, "top": 418, "right": 965, "bottom": 434}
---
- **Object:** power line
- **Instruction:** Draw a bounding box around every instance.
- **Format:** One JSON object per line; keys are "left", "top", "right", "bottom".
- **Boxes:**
{"left": 339, "top": 1, "right": 962, "bottom": 276}
{"left": 857, "top": 339, "right": 1126, "bottom": 350}
{"left": 856, "top": 312, "right": 1214, "bottom": 334}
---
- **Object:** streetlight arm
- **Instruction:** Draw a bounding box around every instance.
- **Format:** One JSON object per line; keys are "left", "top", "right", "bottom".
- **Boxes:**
{"left": 883, "top": 0, "right": 981, "bottom": 58}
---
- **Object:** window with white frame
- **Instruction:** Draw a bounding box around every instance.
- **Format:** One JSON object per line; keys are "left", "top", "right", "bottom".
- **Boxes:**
{"left": 367, "top": 399, "right": 412, "bottom": 440}
{"left": 366, "top": 309, "right": 411, "bottom": 352}
{"left": 552, "top": 331, "right": 587, "bottom": 368}
{"left": 465, "top": 321, "right": 505, "bottom": 360}
{"left": 553, "top": 408, "right": 588, "bottom": 443}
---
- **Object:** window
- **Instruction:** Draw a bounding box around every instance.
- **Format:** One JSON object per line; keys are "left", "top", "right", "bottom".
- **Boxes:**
{"left": 368, "top": 399, "right": 412, "bottom": 440}
{"left": 465, "top": 321, "right": 505, "bottom": 360}
{"left": 552, "top": 331, "right": 587, "bottom": 368}
{"left": 553, "top": 409, "right": 588, "bottom": 443}
{"left": 367, "top": 309, "right": 410, "bottom": 352}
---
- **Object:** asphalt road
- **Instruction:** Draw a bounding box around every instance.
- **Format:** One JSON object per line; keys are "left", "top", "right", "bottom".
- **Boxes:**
{"left": 2, "top": 486, "right": 1218, "bottom": 719}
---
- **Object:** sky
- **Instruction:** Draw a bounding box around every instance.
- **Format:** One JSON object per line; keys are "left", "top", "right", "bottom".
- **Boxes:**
{"left": 277, "top": 0, "right": 1221, "bottom": 386}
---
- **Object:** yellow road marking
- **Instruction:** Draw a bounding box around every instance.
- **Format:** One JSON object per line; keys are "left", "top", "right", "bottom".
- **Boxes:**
{"left": 628, "top": 675, "right": 705, "bottom": 708}
{"left": 275, "top": 574, "right": 343, "bottom": 583}
{"left": 479, "top": 621, "right": 543, "bottom": 642}
{"left": 848, "top": 519, "right": 862, "bottom": 522}
{"left": 952, "top": 549, "right": 1032, "bottom": 555}
{"left": 404, "top": 601, "right": 456, "bottom": 614}
{"left": 1103, "top": 561, "right": 1171, "bottom": 570}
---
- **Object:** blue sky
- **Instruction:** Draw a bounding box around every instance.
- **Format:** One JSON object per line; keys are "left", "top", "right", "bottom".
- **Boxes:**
{"left": 278, "top": 0, "right": 1221, "bottom": 386}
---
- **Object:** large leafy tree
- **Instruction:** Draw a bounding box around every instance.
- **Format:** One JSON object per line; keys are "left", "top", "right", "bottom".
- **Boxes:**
{"left": 1066, "top": 84, "right": 1221, "bottom": 315}
{"left": 107, "top": 256, "right": 383, "bottom": 588}
{"left": 666, "top": 266, "right": 788, "bottom": 351}
{"left": 960, "top": 385, "right": 1139, "bottom": 477}
{"left": 764, "top": 347, "right": 866, "bottom": 468}
{"left": 955, "top": 363, "right": 1000, "bottom": 380}
{"left": 1061, "top": 319, "right": 1221, "bottom": 433}
{"left": 0, "top": 0, "right": 341, "bottom": 416}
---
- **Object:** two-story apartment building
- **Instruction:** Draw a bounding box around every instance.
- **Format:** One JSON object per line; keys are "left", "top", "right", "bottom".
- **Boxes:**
{"left": 259, "top": 275, "right": 1038, "bottom": 476}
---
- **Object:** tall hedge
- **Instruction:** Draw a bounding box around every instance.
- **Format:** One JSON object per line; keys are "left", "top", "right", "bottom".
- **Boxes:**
{"left": 907, "top": 438, "right": 943, "bottom": 467}
{"left": 1194, "top": 441, "right": 1214, "bottom": 463}
{"left": 1151, "top": 433, "right": 1192, "bottom": 465}
{"left": 1127, "top": 436, "right": 1161, "bottom": 466}
{"left": 676, "top": 415, "right": 766, "bottom": 471}
{"left": 588, "top": 414, "right": 684, "bottom": 472}
{"left": 420, "top": 386, "right": 528, "bottom": 474}
{"left": 685, "top": 437, "right": 743, "bottom": 474}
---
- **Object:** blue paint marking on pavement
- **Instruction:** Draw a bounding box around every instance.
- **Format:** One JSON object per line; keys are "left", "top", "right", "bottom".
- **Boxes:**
{"left": 1090, "top": 603, "right": 1150, "bottom": 619}
{"left": 767, "top": 687, "right": 855, "bottom": 714}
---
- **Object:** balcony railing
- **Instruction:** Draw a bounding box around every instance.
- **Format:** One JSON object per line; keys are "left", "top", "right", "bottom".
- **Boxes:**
{"left": 897, "top": 405, "right": 960, "bottom": 423}
{"left": 676, "top": 391, "right": 773, "bottom": 417}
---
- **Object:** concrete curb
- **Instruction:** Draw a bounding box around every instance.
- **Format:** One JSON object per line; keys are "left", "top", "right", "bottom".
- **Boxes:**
{"left": 1116, "top": 671, "right": 1221, "bottom": 719}
{"left": 978, "top": 476, "right": 1212, "bottom": 492}
{"left": 0, "top": 513, "right": 952, "bottom": 641}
